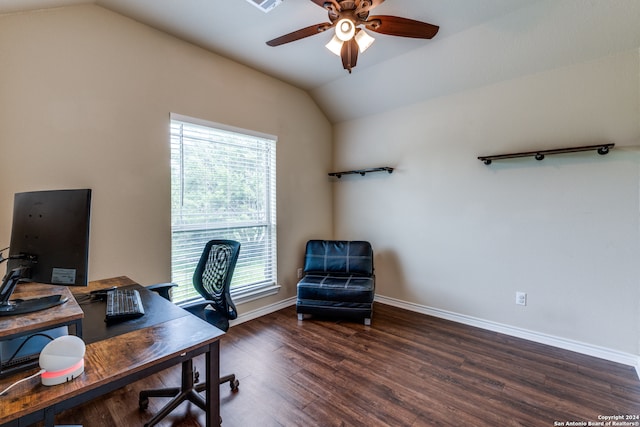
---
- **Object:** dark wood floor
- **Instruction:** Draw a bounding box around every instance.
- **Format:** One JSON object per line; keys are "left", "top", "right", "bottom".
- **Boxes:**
{"left": 53, "top": 303, "right": 640, "bottom": 426}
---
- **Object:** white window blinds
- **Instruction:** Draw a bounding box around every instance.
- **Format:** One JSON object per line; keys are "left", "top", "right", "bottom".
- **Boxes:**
{"left": 170, "top": 115, "right": 277, "bottom": 304}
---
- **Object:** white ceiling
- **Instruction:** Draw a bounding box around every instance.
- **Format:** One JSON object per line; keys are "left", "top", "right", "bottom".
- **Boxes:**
{"left": 2, "top": 0, "right": 640, "bottom": 123}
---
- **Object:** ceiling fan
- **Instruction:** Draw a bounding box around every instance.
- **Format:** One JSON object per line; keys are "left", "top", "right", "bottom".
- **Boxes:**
{"left": 266, "top": 0, "right": 439, "bottom": 73}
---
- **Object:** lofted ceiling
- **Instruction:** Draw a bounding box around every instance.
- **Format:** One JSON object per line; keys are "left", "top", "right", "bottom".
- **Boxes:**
{"left": 2, "top": 0, "right": 640, "bottom": 123}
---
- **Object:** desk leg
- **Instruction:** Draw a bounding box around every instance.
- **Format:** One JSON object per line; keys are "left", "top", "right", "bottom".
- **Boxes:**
{"left": 74, "top": 318, "right": 83, "bottom": 339}
{"left": 43, "top": 406, "right": 55, "bottom": 427}
{"left": 206, "top": 341, "right": 220, "bottom": 426}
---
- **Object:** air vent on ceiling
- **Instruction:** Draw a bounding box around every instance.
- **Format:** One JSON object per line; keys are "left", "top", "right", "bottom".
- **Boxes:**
{"left": 247, "top": 0, "right": 283, "bottom": 13}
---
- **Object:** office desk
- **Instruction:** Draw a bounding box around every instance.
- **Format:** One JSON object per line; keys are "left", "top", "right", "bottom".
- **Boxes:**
{"left": 0, "top": 276, "right": 225, "bottom": 427}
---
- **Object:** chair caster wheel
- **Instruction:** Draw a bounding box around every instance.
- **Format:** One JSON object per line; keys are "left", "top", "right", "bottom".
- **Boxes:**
{"left": 139, "top": 397, "right": 149, "bottom": 410}
{"left": 231, "top": 379, "right": 240, "bottom": 392}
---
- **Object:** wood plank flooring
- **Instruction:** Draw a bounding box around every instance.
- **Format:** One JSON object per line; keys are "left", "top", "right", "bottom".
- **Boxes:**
{"left": 52, "top": 303, "right": 640, "bottom": 426}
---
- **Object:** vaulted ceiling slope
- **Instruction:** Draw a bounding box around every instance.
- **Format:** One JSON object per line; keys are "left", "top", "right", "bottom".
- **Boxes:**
{"left": 2, "top": 0, "right": 640, "bottom": 123}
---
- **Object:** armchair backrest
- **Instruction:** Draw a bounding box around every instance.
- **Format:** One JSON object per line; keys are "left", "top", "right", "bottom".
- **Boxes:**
{"left": 193, "top": 239, "right": 241, "bottom": 320}
{"left": 303, "top": 240, "right": 373, "bottom": 277}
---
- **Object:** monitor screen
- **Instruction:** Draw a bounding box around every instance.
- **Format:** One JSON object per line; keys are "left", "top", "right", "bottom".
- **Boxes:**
{"left": 7, "top": 189, "right": 92, "bottom": 286}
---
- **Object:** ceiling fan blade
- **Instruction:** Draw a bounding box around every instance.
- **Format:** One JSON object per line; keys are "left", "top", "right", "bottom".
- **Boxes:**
{"left": 266, "top": 23, "right": 333, "bottom": 47}
{"left": 340, "top": 38, "right": 358, "bottom": 73}
{"left": 365, "top": 15, "right": 439, "bottom": 39}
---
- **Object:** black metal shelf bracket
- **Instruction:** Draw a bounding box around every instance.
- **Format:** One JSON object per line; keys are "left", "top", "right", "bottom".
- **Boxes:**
{"left": 328, "top": 167, "right": 394, "bottom": 179}
{"left": 478, "top": 143, "right": 614, "bottom": 165}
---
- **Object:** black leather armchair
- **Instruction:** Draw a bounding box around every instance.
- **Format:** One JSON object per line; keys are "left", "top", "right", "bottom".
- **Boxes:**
{"left": 296, "top": 240, "right": 375, "bottom": 325}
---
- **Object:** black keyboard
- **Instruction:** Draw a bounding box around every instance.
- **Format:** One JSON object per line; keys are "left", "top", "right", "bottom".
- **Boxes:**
{"left": 105, "top": 289, "right": 145, "bottom": 322}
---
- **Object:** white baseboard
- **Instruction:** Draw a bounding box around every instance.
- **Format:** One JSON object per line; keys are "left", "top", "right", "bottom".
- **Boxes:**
{"left": 229, "top": 296, "right": 296, "bottom": 327}
{"left": 375, "top": 294, "right": 640, "bottom": 378}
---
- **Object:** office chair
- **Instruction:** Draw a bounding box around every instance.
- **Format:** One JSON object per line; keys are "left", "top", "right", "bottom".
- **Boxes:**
{"left": 139, "top": 239, "right": 241, "bottom": 427}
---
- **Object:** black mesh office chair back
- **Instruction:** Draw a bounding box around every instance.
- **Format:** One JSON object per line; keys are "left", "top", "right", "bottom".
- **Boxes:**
{"left": 190, "top": 240, "right": 240, "bottom": 332}
{"left": 139, "top": 239, "right": 241, "bottom": 427}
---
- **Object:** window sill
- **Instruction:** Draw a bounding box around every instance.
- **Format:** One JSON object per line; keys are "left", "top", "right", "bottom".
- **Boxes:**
{"left": 231, "top": 283, "right": 281, "bottom": 305}
{"left": 174, "top": 283, "right": 280, "bottom": 308}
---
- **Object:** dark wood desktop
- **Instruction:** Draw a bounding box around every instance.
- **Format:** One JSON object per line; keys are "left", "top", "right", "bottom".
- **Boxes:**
{"left": 0, "top": 276, "right": 225, "bottom": 427}
{"left": 0, "top": 283, "right": 84, "bottom": 345}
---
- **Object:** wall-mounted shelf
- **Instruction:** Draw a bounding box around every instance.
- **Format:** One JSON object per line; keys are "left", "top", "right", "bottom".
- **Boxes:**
{"left": 328, "top": 167, "right": 394, "bottom": 178}
{"left": 478, "top": 143, "right": 614, "bottom": 165}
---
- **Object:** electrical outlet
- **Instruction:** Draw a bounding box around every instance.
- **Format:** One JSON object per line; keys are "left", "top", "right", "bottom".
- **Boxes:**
{"left": 516, "top": 292, "right": 527, "bottom": 306}
{"left": 297, "top": 268, "right": 303, "bottom": 279}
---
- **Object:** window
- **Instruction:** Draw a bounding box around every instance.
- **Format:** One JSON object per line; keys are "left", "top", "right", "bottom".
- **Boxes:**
{"left": 170, "top": 114, "right": 277, "bottom": 304}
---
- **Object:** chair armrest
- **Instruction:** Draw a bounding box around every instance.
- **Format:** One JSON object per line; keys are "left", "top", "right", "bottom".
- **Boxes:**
{"left": 180, "top": 300, "right": 211, "bottom": 313}
{"left": 146, "top": 282, "right": 178, "bottom": 301}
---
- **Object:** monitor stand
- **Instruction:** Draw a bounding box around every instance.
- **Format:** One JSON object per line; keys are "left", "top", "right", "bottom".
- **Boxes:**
{"left": 0, "top": 267, "right": 68, "bottom": 316}
{"left": 0, "top": 295, "right": 69, "bottom": 316}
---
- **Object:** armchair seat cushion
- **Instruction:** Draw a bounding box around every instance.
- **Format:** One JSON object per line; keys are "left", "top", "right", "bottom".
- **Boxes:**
{"left": 297, "top": 274, "right": 374, "bottom": 303}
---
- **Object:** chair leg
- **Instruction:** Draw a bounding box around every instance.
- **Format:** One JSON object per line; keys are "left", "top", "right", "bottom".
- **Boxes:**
{"left": 221, "top": 373, "right": 240, "bottom": 391}
{"left": 143, "top": 388, "right": 206, "bottom": 427}
{"left": 194, "top": 373, "right": 240, "bottom": 393}
{"left": 139, "top": 386, "right": 181, "bottom": 401}
{"left": 139, "top": 359, "right": 206, "bottom": 427}
{"left": 139, "top": 359, "right": 239, "bottom": 427}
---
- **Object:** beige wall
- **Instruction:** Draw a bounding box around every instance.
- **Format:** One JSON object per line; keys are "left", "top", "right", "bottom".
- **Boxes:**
{"left": 0, "top": 5, "right": 333, "bottom": 310}
{"left": 3, "top": 2, "right": 639, "bottom": 364}
{"left": 333, "top": 50, "right": 640, "bottom": 356}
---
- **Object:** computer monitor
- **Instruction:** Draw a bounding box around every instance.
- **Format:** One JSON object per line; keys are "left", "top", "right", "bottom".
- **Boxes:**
{"left": 0, "top": 189, "right": 91, "bottom": 375}
{"left": 6, "top": 188, "right": 92, "bottom": 286}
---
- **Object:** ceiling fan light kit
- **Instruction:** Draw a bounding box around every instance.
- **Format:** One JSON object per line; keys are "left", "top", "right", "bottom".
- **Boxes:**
{"left": 326, "top": 28, "right": 374, "bottom": 56}
{"left": 325, "top": 35, "right": 343, "bottom": 55}
{"left": 336, "top": 18, "right": 356, "bottom": 41}
{"left": 266, "top": 0, "right": 439, "bottom": 73}
{"left": 354, "top": 28, "right": 375, "bottom": 52}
